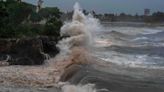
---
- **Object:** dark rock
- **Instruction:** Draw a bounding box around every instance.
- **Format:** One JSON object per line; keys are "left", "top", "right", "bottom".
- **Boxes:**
{"left": 1, "top": 38, "right": 45, "bottom": 65}
{"left": 0, "top": 37, "right": 59, "bottom": 66}
{"left": 39, "top": 36, "right": 59, "bottom": 57}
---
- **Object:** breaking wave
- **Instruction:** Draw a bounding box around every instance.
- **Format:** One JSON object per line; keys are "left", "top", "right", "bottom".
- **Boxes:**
{"left": 55, "top": 2, "right": 164, "bottom": 92}
{"left": 56, "top": 2, "right": 102, "bottom": 92}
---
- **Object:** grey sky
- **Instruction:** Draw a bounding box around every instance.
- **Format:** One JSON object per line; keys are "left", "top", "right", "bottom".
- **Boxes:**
{"left": 24, "top": 0, "right": 164, "bottom": 15}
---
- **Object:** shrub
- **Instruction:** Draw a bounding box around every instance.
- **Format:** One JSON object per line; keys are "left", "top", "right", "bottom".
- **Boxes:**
{"left": 0, "top": 0, "right": 63, "bottom": 38}
{"left": 42, "top": 17, "right": 62, "bottom": 38}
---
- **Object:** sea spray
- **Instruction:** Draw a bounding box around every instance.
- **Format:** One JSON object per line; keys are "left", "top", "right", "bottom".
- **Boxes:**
{"left": 57, "top": 2, "right": 102, "bottom": 59}
{"left": 56, "top": 2, "right": 103, "bottom": 92}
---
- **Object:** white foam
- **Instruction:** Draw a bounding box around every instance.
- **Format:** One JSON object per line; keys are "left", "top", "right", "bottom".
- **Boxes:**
{"left": 57, "top": 2, "right": 102, "bottom": 58}
{"left": 133, "top": 37, "right": 149, "bottom": 41}
{"left": 93, "top": 50, "right": 164, "bottom": 68}
{"left": 104, "top": 27, "right": 163, "bottom": 35}
{"left": 62, "top": 84, "right": 97, "bottom": 92}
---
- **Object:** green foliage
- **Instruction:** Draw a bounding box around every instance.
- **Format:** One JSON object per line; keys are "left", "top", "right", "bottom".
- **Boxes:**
{"left": 152, "top": 12, "right": 164, "bottom": 22}
{"left": 43, "top": 17, "right": 62, "bottom": 37}
{"left": 6, "top": 1, "right": 33, "bottom": 24}
{"left": 38, "top": 7, "right": 63, "bottom": 37}
{"left": 0, "top": 1, "right": 11, "bottom": 38}
{"left": 144, "top": 12, "right": 164, "bottom": 23}
{"left": 30, "top": 11, "right": 42, "bottom": 23}
{"left": 0, "top": 26, "right": 16, "bottom": 38}
{"left": 15, "top": 24, "right": 34, "bottom": 37}
{"left": 0, "top": 1, "right": 63, "bottom": 38}
{"left": 39, "top": 7, "right": 62, "bottom": 19}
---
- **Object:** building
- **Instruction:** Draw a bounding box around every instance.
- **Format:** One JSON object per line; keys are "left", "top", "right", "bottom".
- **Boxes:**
{"left": 144, "top": 9, "right": 150, "bottom": 16}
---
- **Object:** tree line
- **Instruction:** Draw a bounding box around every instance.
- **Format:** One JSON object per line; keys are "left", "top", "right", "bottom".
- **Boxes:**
{"left": 64, "top": 10, "right": 164, "bottom": 23}
{"left": 96, "top": 11, "right": 164, "bottom": 23}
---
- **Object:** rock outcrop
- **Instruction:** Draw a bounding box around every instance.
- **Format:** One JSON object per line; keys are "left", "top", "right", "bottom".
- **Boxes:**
{"left": 0, "top": 37, "right": 59, "bottom": 66}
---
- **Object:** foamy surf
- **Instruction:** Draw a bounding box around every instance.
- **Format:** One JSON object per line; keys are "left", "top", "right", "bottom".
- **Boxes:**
{"left": 61, "top": 83, "right": 97, "bottom": 92}
{"left": 54, "top": 2, "right": 105, "bottom": 92}
{"left": 56, "top": 2, "right": 103, "bottom": 66}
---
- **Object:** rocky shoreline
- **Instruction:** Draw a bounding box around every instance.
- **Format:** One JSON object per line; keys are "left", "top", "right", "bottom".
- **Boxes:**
{"left": 0, "top": 36, "right": 59, "bottom": 66}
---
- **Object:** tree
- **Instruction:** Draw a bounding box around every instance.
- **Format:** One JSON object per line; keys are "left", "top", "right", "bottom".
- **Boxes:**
{"left": 135, "top": 13, "right": 139, "bottom": 18}
{"left": 0, "top": 1, "right": 35, "bottom": 38}
{"left": 119, "top": 13, "right": 126, "bottom": 17}
{"left": 43, "top": 17, "right": 62, "bottom": 38}
{"left": 152, "top": 12, "right": 164, "bottom": 22}
{"left": 39, "top": 7, "right": 62, "bottom": 20}
{"left": 39, "top": 7, "right": 63, "bottom": 38}
{"left": 0, "top": 1, "right": 11, "bottom": 38}
{"left": 30, "top": 11, "right": 42, "bottom": 23}
{"left": 0, "top": 0, "right": 63, "bottom": 38}
{"left": 7, "top": 2, "right": 33, "bottom": 24}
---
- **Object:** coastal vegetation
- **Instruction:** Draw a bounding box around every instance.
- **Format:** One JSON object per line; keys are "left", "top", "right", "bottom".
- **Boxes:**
{"left": 0, "top": 0, "right": 62, "bottom": 38}
{"left": 0, "top": 0, "right": 62, "bottom": 65}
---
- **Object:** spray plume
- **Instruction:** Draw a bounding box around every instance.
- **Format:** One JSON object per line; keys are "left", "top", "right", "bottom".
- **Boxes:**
{"left": 57, "top": 2, "right": 101, "bottom": 61}
{"left": 55, "top": 2, "right": 103, "bottom": 92}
